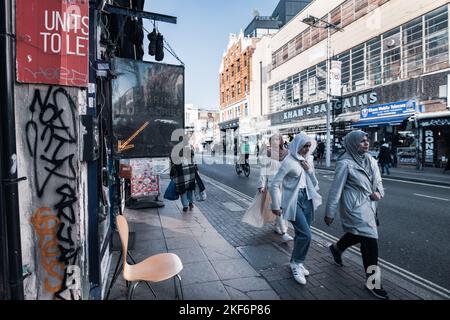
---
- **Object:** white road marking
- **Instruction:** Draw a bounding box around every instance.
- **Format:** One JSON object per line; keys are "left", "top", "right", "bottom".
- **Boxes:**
{"left": 414, "top": 193, "right": 450, "bottom": 201}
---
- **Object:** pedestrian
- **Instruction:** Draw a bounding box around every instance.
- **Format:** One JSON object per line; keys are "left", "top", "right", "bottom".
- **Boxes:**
{"left": 378, "top": 141, "right": 391, "bottom": 175}
{"left": 269, "top": 133, "right": 322, "bottom": 285}
{"left": 316, "top": 141, "right": 325, "bottom": 166}
{"left": 324, "top": 130, "right": 389, "bottom": 300}
{"left": 170, "top": 146, "right": 197, "bottom": 212}
{"left": 258, "top": 134, "right": 293, "bottom": 242}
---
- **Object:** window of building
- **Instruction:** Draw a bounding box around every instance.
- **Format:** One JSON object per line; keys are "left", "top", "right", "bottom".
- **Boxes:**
{"left": 295, "top": 34, "right": 303, "bottom": 54}
{"left": 300, "top": 70, "right": 308, "bottom": 103}
{"left": 367, "top": 37, "right": 382, "bottom": 85}
{"left": 403, "top": 17, "right": 423, "bottom": 77}
{"left": 231, "top": 85, "right": 235, "bottom": 98}
{"left": 310, "top": 26, "right": 320, "bottom": 47}
{"left": 226, "top": 89, "right": 229, "bottom": 102}
{"left": 354, "top": 0, "right": 368, "bottom": 20}
{"left": 244, "top": 77, "right": 248, "bottom": 93}
{"left": 231, "top": 65, "right": 234, "bottom": 78}
{"left": 244, "top": 103, "right": 249, "bottom": 116}
{"left": 235, "top": 106, "right": 240, "bottom": 118}
{"left": 237, "top": 81, "right": 241, "bottom": 95}
{"left": 237, "top": 59, "right": 240, "bottom": 73}
{"left": 222, "top": 91, "right": 225, "bottom": 103}
{"left": 383, "top": 27, "right": 401, "bottom": 83}
{"left": 425, "top": 6, "right": 449, "bottom": 72}
{"left": 285, "top": 77, "right": 293, "bottom": 108}
{"left": 244, "top": 53, "right": 247, "bottom": 66}
{"left": 307, "top": 67, "right": 317, "bottom": 99}
{"left": 352, "top": 44, "right": 366, "bottom": 90}
{"left": 338, "top": 51, "right": 351, "bottom": 93}
{"left": 282, "top": 45, "right": 289, "bottom": 62}
{"left": 330, "top": 6, "right": 342, "bottom": 34}
{"left": 341, "top": 0, "right": 354, "bottom": 28}
{"left": 302, "top": 28, "right": 311, "bottom": 51}
{"left": 226, "top": 69, "right": 229, "bottom": 81}
{"left": 316, "top": 62, "right": 327, "bottom": 98}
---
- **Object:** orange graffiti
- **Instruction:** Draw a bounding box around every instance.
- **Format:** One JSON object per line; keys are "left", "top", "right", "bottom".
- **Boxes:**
{"left": 31, "top": 207, "right": 64, "bottom": 293}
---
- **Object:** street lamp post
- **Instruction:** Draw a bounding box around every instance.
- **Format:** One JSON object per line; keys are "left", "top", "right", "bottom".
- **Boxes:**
{"left": 302, "top": 15, "right": 343, "bottom": 168}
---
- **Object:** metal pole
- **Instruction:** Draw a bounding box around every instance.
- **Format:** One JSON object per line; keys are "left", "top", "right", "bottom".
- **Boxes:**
{"left": 0, "top": 0, "right": 24, "bottom": 300}
{"left": 325, "top": 26, "right": 331, "bottom": 168}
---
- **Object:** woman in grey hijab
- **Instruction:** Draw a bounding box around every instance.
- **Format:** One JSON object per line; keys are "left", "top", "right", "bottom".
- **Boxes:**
{"left": 269, "top": 132, "right": 322, "bottom": 285}
{"left": 324, "top": 130, "right": 388, "bottom": 300}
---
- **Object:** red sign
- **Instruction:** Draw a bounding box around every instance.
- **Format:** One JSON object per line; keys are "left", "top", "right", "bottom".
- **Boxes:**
{"left": 16, "top": 0, "right": 89, "bottom": 87}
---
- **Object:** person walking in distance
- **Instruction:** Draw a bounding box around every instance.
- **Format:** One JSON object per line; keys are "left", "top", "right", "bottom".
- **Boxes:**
{"left": 258, "top": 134, "right": 293, "bottom": 242}
{"left": 324, "top": 130, "right": 389, "bottom": 300}
{"left": 378, "top": 141, "right": 391, "bottom": 175}
{"left": 269, "top": 133, "right": 322, "bottom": 285}
{"left": 316, "top": 141, "right": 325, "bottom": 166}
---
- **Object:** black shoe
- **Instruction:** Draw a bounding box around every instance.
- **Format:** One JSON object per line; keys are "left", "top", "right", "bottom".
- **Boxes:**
{"left": 366, "top": 286, "right": 389, "bottom": 300}
{"left": 189, "top": 203, "right": 194, "bottom": 210}
{"left": 329, "top": 244, "right": 343, "bottom": 266}
{"left": 182, "top": 207, "right": 188, "bottom": 212}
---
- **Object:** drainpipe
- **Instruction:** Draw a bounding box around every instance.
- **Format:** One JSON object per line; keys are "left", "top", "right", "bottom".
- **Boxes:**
{"left": 0, "top": 0, "right": 24, "bottom": 300}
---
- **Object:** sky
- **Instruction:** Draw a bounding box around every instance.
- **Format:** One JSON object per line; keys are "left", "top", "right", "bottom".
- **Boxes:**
{"left": 143, "top": 0, "right": 280, "bottom": 111}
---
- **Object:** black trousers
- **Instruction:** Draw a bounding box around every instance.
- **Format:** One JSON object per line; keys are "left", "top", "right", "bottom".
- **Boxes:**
{"left": 336, "top": 233, "right": 378, "bottom": 275}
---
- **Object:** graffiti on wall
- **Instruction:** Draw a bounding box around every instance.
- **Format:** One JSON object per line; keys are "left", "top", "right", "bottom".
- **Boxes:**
{"left": 25, "top": 86, "right": 81, "bottom": 300}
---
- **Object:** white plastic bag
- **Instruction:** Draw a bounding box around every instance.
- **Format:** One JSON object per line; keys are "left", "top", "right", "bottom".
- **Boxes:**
{"left": 241, "top": 191, "right": 276, "bottom": 228}
{"left": 194, "top": 184, "right": 207, "bottom": 201}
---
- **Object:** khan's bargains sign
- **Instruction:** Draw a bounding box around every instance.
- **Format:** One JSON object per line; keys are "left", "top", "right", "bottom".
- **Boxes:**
{"left": 16, "top": 0, "right": 89, "bottom": 87}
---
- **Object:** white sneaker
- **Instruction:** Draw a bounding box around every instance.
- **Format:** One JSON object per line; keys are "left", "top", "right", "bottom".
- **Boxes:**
{"left": 281, "top": 233, "right": 293, "bottom": 242}
{"left": 298, "top": 263, "right": 310, "bottom": 276}
{"left": 290, "top": 263, "right": 307, "bottom": 285}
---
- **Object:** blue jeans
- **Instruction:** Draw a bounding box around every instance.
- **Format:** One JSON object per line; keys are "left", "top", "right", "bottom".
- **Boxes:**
{"left": 180, "top": 190, "right": 193, "bottom": 208}
{"left": 381, "top": 163, "right": 390, "bottom": 175}
{"left": 290, "top": 189, "right": 313, "bottom": 264}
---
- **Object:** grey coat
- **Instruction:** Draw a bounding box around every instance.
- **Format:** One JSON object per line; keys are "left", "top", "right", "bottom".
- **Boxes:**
{"left": 269, "top": 154, "right": 322, "bottom": 222}
{"left": 325, "top": 153, "right": 384, "bottom": 239}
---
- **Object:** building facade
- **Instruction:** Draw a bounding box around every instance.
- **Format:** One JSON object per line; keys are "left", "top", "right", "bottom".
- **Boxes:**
{"left": 257, "top": 0, "right": 450, "bottom": 167}
{"left": 219, "top": 32, "right": 257, "bottom": 154}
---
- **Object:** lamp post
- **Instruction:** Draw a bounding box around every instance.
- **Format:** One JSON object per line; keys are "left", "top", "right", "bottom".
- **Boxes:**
{"left": 302, "top": 15, "right": 343, "bottom": 168}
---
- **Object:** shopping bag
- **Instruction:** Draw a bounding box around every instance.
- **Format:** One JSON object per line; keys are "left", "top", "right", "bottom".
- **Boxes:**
{"left": 195, "top": 171, "right": 206, "bottom": 192}
{"left": 194, "top": 185, "right": 207, "bottom": 201}
{"left": 241, "top": 190, "right": 276, "bottom": 228}
{"left": 163, "top": 179, "right": 179, "bottom": 201}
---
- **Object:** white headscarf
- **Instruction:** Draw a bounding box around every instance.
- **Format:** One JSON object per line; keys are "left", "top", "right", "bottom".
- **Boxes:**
{"left": 288, "top": 132, "right": 317, "bottom": 161}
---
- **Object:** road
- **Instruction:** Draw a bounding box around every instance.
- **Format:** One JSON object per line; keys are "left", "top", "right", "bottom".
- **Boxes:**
{"left": 197, "top": 155, "right": 450, "bottom": 291}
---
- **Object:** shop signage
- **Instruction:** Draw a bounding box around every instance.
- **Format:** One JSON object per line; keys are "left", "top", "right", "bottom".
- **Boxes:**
{"left": 424, "top": 129, "right": 434, "bottom": 163}
{"left": 330, "top": 61, "right": 342, "bottom": 97}
{"left": 360, "top": 100, "right": 416, "bottom": 119}
{"left": 16, "top": 0, "right": 89, "bottom": 87}
{"left": 419, "top": 117, "right": 450, "bottom": 127}
{"left": 279, "top": 91, "right": 378, "bottom": 123}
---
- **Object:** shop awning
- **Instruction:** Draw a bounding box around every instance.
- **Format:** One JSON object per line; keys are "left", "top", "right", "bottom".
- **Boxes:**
{"left": 352, "top": 114, "right": 413, "bottom": 128}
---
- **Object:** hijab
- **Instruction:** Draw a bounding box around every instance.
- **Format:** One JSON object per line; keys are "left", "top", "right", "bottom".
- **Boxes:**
{"left": 342, "top": 130, "right": 372, "bottom": 175}
{"left": 288, "top": 132, "right": 316, "bottom": 162}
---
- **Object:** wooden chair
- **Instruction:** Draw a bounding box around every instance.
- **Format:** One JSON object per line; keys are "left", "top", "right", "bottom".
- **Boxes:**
{"left": 116, "top": 215, "right": 184, "bottom": 300}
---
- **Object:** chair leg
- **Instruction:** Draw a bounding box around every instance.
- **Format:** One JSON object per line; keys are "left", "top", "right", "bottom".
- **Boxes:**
{"left": 105, "top": 254, "right": 122, "bottom": 300}
{"left": 144, "top": 282, "right": 158, "bottom": 299}
{"left": 127, "top": 281, "right": 141, "bottom": 300}
{"left": 175, "top": 274, "right": 183, "bottom": 300}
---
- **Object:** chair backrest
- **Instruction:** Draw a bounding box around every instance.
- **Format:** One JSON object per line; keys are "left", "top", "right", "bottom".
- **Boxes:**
{"left": 116, "top": 215, "right": 129, "bottom": 266}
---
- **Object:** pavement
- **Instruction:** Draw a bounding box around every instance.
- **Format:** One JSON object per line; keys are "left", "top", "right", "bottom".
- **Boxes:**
{"left": 105, "top": 175, "right": 449, "bottom": 301}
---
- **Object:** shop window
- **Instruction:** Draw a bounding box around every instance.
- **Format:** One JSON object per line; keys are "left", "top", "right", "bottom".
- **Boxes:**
{"left": 403, "top": 17, "right": 423, "bottom": 77}
{"left": 352, "top": 44, "right": 366, "bottom": 90}
{"left": 285, "top": 78, "right": 293, "bottom": 108}
{"left": 425, "top": 6, "right": 449, "bottom": 73}
{"left": 383, "top": 27, "right": 401, "bottom": 83}
{"left": 367, "top": 37, "right": 382, "bottom": 86}
{"left": 300, "top": 71, "right": 308, "bottom": 103}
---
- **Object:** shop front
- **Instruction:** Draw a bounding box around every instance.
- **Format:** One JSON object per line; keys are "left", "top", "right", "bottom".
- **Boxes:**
{"left": 218, "top": 118, "right": 239, "bottom": 156}
{"left": 417, "top": 112, "right": 450, "bottom": 168}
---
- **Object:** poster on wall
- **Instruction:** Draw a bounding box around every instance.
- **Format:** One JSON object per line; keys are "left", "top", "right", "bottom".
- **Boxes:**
{"left": 111, "top": 58, "right": 185, "bottom": 159}
{"left": 16, "top": 0, "right": 89, "bottom": 87}
{"left": 129, "top": 158, "right": 170, "bottom": 198}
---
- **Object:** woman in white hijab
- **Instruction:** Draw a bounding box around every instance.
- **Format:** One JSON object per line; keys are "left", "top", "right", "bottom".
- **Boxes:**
{"left": 269, "top": 132, "right": 322, "bottom": 285}
{"left": 324, "top": 130, "right": 388, "bottom": 300}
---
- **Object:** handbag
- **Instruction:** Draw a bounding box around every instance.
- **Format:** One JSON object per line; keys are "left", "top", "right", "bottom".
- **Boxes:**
{"left": 163, "top": 179, "right": 179, "bottom": 201}
{"left": 241, "top": 189, "right": 276, "bottom": 228}
{"left": 194, "top": 171, "right": 206, "bottom": 201}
